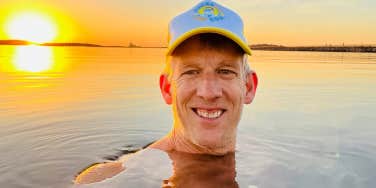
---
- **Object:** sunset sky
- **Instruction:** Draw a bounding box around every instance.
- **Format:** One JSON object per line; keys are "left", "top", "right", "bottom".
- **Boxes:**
{"left": 0, "top": 0, "right": 375, "bottom": 46}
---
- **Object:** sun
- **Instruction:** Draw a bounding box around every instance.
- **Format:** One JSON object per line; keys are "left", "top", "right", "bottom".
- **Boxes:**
{"left": 5, "top": 12, "right": 57, "bottom": 43}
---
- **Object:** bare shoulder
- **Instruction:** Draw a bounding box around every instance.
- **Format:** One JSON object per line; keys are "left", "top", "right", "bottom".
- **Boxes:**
{"left": 148, "top": 137, "right": 173, "bottom": 152}
{"left": 74, "top": 161, "right": 125, "bottom": 185}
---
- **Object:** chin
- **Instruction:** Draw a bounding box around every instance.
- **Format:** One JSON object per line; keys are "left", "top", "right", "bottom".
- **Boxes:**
{"left": 194, "top": 134, "right": 227, "bottom": 150}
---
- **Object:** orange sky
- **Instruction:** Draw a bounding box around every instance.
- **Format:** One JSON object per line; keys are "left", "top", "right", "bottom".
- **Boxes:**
{"left": 0, "top": 0, "right": 375, "bottom": 46}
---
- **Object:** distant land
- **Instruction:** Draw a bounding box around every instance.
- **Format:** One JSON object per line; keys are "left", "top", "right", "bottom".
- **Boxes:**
{"left": 0, "top": 39, "right": 106, "bottom": 47}
{"left": 0, "top": 40, "right": 31, "bottom": 45}
{"left": 0, "top": 40, "right": 164, "bottom": 48}
{"left": 1, "top": 40, "right": 375, "bottom": 53}
{"left": 249, "top": 44, "right": 376, "bottom": 53}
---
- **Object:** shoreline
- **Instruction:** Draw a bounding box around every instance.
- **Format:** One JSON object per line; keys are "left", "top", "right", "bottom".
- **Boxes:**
{"left": 0, "top": 40, "right": 375, "bottom": 53}
{"left": 250, "top": 44, "right": 376, "bottom": 53}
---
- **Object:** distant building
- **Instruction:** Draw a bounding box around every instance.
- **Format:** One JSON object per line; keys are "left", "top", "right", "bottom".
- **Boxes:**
{"left": 128, "top": 42, "right": 141, "bottom": 48}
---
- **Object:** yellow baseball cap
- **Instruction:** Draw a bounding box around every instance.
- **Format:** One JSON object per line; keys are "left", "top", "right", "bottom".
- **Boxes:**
{"left": 167, "top": 0, "right": 251, "bottom": 56}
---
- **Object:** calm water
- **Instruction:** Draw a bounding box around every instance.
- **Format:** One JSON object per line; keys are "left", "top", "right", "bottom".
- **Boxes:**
{"left": 0, "top": 46, "right": 376, "bottom": 188}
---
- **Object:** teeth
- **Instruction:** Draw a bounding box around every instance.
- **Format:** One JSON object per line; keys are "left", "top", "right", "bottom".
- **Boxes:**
{"left": 196, "top": 109, "right": 223, "bottom": 119}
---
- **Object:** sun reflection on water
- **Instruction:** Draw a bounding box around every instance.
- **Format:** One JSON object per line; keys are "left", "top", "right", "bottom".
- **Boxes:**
{"left": 1, "top": 45, "right": 73, "bottom": 90}
{"left": 13, "top": 45, "right": 54, "bottom": 72}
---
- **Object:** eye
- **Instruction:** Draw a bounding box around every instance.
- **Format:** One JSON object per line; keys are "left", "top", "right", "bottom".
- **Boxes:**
{"left": 217, "top": 69, "right": 237, "bottom": 75}
{"left": 182, "top": 69, "right": 200, "bottom": 75}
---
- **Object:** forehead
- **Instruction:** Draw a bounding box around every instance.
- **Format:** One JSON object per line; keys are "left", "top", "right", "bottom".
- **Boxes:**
{"left": 171, "top": 37, "right": 243, "bottom": 68}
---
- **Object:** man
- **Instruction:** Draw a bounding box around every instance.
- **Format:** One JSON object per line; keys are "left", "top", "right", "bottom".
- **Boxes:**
{"left": 150, "top": 0, "right": 257, "bottom": 155}
{"left": 74, "top": 0, "right": 257, "bottom": 185}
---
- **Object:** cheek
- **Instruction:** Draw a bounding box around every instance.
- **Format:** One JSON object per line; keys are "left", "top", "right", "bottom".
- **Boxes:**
{"left": 175, "top": 79, "right": 196, "bottom": 101}
{"left": 172, "top": 81, "right": 195, "bottom": 119}
{"left": 223, "top": 80, "right": 245, "bottom": 103}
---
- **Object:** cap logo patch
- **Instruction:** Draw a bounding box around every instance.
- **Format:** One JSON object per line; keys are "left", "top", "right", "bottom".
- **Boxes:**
{"left": 194, "top": 2, "right": 224, "bottom": 22}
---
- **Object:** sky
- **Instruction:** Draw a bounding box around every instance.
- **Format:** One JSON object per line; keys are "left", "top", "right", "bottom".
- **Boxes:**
{"left": 0, "top": 0, "right": 375, "bottom": 46}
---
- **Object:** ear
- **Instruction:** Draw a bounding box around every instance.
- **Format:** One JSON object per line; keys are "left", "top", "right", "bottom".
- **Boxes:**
{"left": 244, "top": 71, "right": 258, "bottom": 104}
{"left": 159, "top": 74, "right": 172, "bottom": 105}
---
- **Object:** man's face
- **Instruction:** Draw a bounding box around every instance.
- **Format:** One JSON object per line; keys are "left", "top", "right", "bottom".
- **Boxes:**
{"left": 161, "top": 39, "right": 255, "bottom": 150}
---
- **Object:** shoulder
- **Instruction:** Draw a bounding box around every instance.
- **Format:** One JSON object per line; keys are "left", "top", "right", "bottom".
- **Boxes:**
{"left": 148, "top": 136, "right": 174, "bottom": 152}
{"left": 74, "top": 161, "right": 125, "bottom": 185}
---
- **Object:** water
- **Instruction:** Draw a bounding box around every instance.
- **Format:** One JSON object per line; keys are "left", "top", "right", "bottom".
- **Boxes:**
{"left": 0, "top": 46, "right": 375, "bottom": 188}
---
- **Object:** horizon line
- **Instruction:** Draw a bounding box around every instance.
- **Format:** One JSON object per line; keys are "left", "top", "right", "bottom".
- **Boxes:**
{"left": 1, "top": 39, "right": 376, "bottom": 48}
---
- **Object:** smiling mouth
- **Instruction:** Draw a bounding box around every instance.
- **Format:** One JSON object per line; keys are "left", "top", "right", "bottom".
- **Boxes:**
{"left": 192, "top": 108, "right": 226, "bottom": 119}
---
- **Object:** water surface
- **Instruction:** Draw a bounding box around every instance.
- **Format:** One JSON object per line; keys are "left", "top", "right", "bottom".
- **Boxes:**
{"left": 0, "top": 46, "right": 375, "bottom": 187}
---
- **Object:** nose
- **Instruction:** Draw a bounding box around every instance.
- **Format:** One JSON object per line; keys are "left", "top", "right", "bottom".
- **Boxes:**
{"left": 196, "top": 74, "right": 222, "bottom": 101}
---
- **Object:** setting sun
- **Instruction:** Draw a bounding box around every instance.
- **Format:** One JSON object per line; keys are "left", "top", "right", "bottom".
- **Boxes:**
{"left": 5, "top": 12, "right": 57, "bottom": 43}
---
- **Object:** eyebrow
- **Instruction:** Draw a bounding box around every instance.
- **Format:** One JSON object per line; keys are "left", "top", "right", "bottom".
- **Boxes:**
{"left": 178, "top": 59, "right": 240, "bottom": 69}
{"left": 179, "top": 60, "right": 201, "bottom": 69}
{"left": 218, "top": 60, "right": 240, "bottom": 69}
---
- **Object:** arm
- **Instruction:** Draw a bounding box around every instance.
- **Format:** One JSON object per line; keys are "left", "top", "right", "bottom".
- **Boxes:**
{"left": 74, "top": 162, "right": 125, "bottom": 185}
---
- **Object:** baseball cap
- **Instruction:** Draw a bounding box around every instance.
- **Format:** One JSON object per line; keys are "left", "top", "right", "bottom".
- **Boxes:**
{"left": 167, "top": 0, "right": 251, "bottom": 56}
